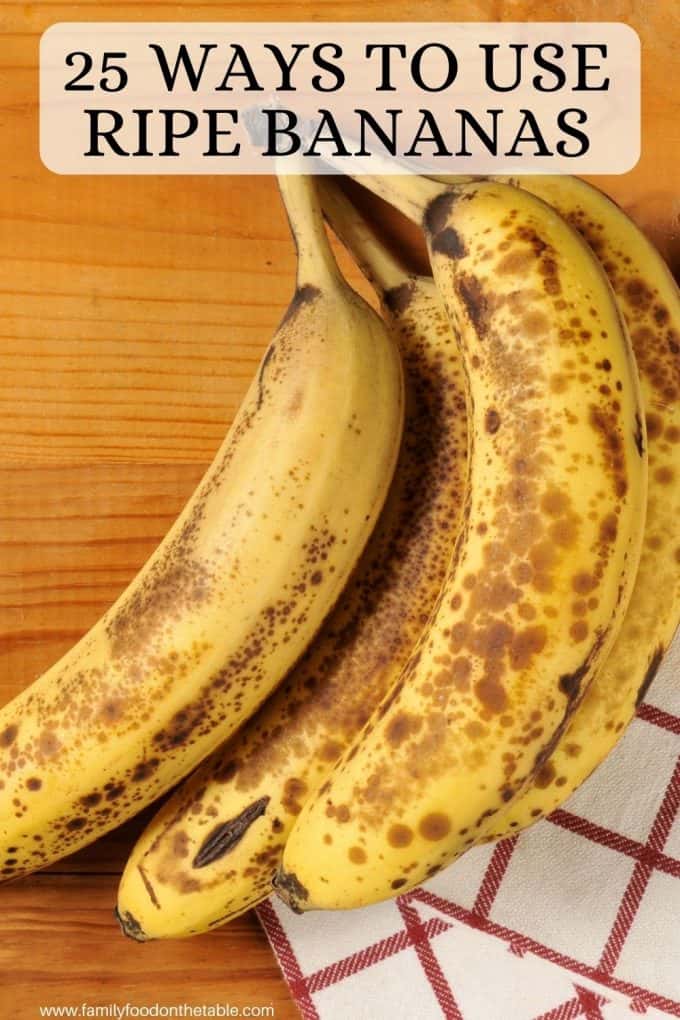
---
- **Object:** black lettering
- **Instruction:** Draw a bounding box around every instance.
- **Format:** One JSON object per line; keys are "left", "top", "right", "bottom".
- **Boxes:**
{"left": 149, "top": 43, "right": 216, "bottom": 92}
{"left": 456, "top": 109, "right": 500, "bottom": 156}
{"left": 203, "top": 109, "right": 240, "bottom": 156}
{"left": 312, "top": 44, "right": 345, "bottom": 92}
{"left": 404, "top": 109, "right": 452, "bottom": 157}
{"left": 481, "top": 43, "right": 526, "bottom": 92}
{"left": 160, "top": 110, "right": 199, "bottom": 155}
{"left": 131, "top": 109, "right": 153, "bottom": 156}
{"left": 264, "top": 43, "right": 309, "bottom": 91}
{"left": 411, "top": 43, "right": 458, "bottom": 92}
{"left": 365, "top": 43, "right": 407, "bottom": 91}
{"left": 262, "top": 108, "right": 300, "bottom": 156}
{"left": 556, "top": 108, "right": 590, "bottom": 156}
{"left": 216, "top": 44, "right": 264, "bottom": 92}
{"left": 505, "top": 109, "right": 552, "bottom": 157}
{"left": 355, "top": 109, "right": 400, "bottom": 156}
{"left": 84, "top": 109, "right": 129, "bottom": 156}
{"left": 533, "top": 43, "right": 566, "bottom": 92}
{"left": 573, "top": 44, "right": 609, "bottom": 91}
{"left": 305, "top": 109, "right": 351, "bottom": 156}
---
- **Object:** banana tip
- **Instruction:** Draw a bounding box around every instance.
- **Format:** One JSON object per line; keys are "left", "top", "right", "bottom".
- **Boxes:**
{"left": 114, "top": 905, "right": 150, "bottom": 942}
{"left": 272, "top": 868, "right": 309, "bottom": 914}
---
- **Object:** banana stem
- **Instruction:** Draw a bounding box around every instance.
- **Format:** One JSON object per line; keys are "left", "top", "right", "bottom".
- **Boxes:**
{"left": 318, "top": 179, "right": 409, "bottom": 296}
{"left": 277, "top": 170, "right": 342, "bottom": 289}
{"left": 342, "top": 172, "right": 441, "bottom": 225}
{"left": 297, "top": 127, "right": 446, "bottom": 226}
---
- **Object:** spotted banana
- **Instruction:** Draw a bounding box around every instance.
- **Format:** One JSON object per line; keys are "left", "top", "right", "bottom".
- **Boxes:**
{"left": 0, "top": 173, "right": 403, "bottom": 883}
{"left": 114, "top": 177, "right": 467, "bottom": 939}
{"left": 276, "top": 172, "right": 647, "bottom": 911}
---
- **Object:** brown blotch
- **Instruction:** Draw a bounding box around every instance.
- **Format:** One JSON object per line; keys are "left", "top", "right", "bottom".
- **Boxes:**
{"left": 541, "top": 488, "right": 570, "bottom": 517}
{"left": 310, "top": 570, "right": 323, "bottom": 586}
{"left": 465, "top": 720, "right": 486, "bottom": 740}
{"left": 38, "top": 731, "right": 61, "bottom": 759}
{"left": 510, "top": 625, "right": 548, "bottom": 671}
{"left": 513, "top": 562, "right": 533, "bottom": 585}
{"left": 624, "top": 278, "right": 653, "bottom": 310}
{"left": 387, "top": 823, "right": 414, "bottom": 848}
{"left": 558, "top": 644, "right": 598, "bottom": 703}
{"left": 535, "top": 762, "right": 556, "bottom": 788}
{"left": 424, "top": 192, "right": 457, "bottom": 238}
{"left": 475, "top": 675, "right": 507, "bottom": 714}
{"left": 522, "top": 310, "right": 550, "bottom": 337}
{"left": 634, "top": 413, "right": 645, "bottom": 457}
{"left": 173, "top": 831, "right": 190, "bottom": 859}
{"left": 636, "top": 645, "right": 665, "bottom": 706}
{"left": 530, "top": 541, "right": 557, "bottom": 575}
{"left": 26, "top": 777, "right": 42, "bottom": 791}
{"left": 280, "top": 284, "right": 321, "bottom": 327}
{"left": 485, "top": 408, "right": 501, "bottom": 434}
{"left": 99, "top": 698, "right": 125, "bottom": 725}
{"left": 496, "top": 249, "right": 535, "bottom": 276}
{"left": 655, "top": 466, "right": 674, "bottom": 485}
{"left": 384, "top": 280, "right": 415, "bottom": 315}
{"left": 385, "top": 711, "right": 421, "bottom": 748}
{"left": 570, "top": 620, "right": 589, "bottom": 643}
{"left": 589, "top": 405, "right": 628, "bottom": 498}
{"left": 456, "top": 274, "right": 490, "bottom": 335}
{"left": 80, "top": 792, "right": 102, "bottom": 809}
{"left": 282, "top": 777, "right": 308, "bottom": 816}
{"left": 348, "top": 846, "right": 367, "bottom": 864}
{"left": 451, "top": 657, "right": 472, "bottom": 691}
{"left": 472, "top": 621, "right": 514, "bottom": 659}
{"left": 132, "top": 758, "right": 160, "bottom": 783}
{"left": 391, "top": 878, "right": 408, "bottom": 890}
{"left": 66, "top": 817, "right": 87, "bottom": 831}
{"left": 599, "top": 513, "right": 618, "bottom": 545}
{"left": 216, "top": 759, "right": 239, "bottom": 784}
{"left": 193, "top": 796, "right": 270, "bottom": 868}
{"left": 550, "top": 373, "right": 569, "bottom": 394}
{"left": 320, "top": 740, "right": 343, "bottom": 763}
{"left": 549, "top": 516, "right": 578, "bottom": 549}
{"left": 419, "top": 813, "right": 451, "bottom": 841}
{"left": 572, "top": 572, "right": 597, "bottom": 595}
{"left": 0, "top": 724, "right": 18, "bottom": 748}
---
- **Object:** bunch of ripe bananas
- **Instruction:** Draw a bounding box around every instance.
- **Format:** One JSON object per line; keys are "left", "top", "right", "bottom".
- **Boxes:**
{"left": 1, "top": 168, "right": 678, "bottom": 942}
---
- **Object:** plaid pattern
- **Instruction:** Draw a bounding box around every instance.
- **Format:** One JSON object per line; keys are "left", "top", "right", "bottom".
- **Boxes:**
{"left": 258, "top": 631, "right": 680, "bottom": 1019}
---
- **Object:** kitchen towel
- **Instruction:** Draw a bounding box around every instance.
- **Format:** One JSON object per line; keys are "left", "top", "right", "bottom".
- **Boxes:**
{"left": 257, "top": 629, "right": 680, "bottom": 1019}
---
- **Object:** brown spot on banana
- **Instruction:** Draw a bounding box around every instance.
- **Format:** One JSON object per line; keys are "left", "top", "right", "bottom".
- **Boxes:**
{"left": 193, "top": 797, "right": 270, "bottom": 868}
{"left": 636, "top": 645, "right": 665, "bottom": 707}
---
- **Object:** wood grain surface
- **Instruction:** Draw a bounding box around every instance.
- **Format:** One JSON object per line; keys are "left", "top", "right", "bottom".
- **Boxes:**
{"left": 1, "top": 1, "right": 677, "bottom": 1018}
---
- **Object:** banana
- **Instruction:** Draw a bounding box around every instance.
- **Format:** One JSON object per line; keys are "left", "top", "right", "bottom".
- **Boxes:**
{"left": 450, "top": 176, "right": 678, "bottom": 836}
{"left": 0, "top": 173, "right": 404, "bottom": 883}
{"left": 114, "top": 178, "right": 468, "bottom": 939}
{"left": 276, "top": 172, "right": 647, "bottom": 911}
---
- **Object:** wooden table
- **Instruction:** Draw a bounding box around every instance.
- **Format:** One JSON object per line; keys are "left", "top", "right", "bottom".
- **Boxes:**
{"left": 1, "top": 2, "right": 677, "bottom": 1017}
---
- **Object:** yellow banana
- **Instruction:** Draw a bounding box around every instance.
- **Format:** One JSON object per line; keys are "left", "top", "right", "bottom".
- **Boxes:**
{"left": 276, "top": 172, "right": 647, "bottom": 911}
{"left": 457, "top": 176, "right": 678, "bottom": 836}
{"left": 115, "top": 178, "right": 468, "bottom": 939}
{"left": 0, "top": 173, "right": 404, "bottom": 884}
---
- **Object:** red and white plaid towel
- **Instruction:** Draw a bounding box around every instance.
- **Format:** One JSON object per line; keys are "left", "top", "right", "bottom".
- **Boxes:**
{"left": 258, "top": 630, "right": 680, "bottom": 1019}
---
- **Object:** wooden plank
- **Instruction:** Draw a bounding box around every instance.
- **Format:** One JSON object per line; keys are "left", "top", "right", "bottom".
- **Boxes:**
{"left": 0, "top": 873, "right": 298, "bottom": 1018}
